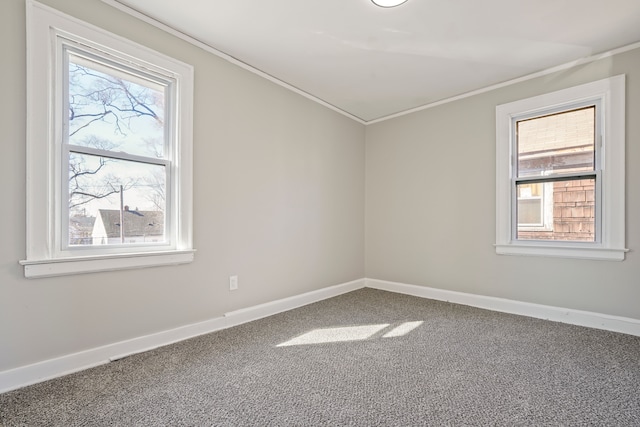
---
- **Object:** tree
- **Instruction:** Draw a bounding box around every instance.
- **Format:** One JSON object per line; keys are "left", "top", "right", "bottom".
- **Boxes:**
{"left": 68, "top": 137, "right": 135, "bottom": 211}
{"left": 67, "top": 61, "right": 165, "bottom": 215}
{"left": 68, "top": 63, "right": 162, "bottom": 139}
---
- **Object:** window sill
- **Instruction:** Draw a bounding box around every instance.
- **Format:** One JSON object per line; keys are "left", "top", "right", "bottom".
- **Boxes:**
{"left": 495, "top": 243, "right": 628, "bottom": 261}
{"left": 19, "top": 250, "right": 196, "bottom": 278}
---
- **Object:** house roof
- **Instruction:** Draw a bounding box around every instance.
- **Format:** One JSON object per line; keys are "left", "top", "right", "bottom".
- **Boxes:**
{"left": 96, "top": 208, "right": 164, "bottom": 238}
{"left": 70, "top": 215, "right": 96, "bottom": 233}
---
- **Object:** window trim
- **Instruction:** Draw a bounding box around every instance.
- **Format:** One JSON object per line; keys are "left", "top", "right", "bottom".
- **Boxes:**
{"left": 495, "top": 75, "right": 627, "bottom": 261}
{"left": 21, "top": 0, "right": 195, "bottom": 278}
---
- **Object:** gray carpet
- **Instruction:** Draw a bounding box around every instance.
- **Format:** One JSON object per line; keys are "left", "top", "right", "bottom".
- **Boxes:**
{"left": 1, "top": 288, "right": 639, "bottom": 426}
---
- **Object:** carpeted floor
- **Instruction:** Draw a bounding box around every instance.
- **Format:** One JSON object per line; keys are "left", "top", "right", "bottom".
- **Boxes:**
{"left": 1, "top": 288, "right": 639, "bottom": 426}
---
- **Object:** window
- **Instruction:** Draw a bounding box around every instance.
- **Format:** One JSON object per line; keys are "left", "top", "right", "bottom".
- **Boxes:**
{"left": 517, "top": 182, "right": 545, "bottom": 228}
{"left": 516, "top": 106, "right": 596, "bottom": 240}
{"left": 21, "top": 1, "right": 194, "bottom": 278}
{"left": 495, "top": 76, "right": 627, "bottom": 260}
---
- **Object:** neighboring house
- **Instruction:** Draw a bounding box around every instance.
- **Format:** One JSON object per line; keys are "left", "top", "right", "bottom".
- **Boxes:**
{"left": 69, "top": 215, "right": 96, "bottom": 245}
{"left": 92, "top": 207, "right": 165, "bottom": 245}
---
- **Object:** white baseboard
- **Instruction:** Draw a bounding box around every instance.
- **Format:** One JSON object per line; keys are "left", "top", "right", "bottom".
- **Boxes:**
{"left": 366, "top": 278, "right": 640, "bottom": 337}
{"left": 4, "top": 277, "right": 637, "bottom": 394}
{"left": 0, "top": 278, "right": 365, "bottom": 394}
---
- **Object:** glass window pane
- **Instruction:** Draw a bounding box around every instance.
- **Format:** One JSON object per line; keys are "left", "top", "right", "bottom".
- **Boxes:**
{"left": 517, "top": 107, "right": 595, "bottom": 177}
{"left": 516, "top": 178, "right": 595, "bottom": 242}
{"left": 518, "top": 199, "right": 542, "bottom": 226}
{"left": 68, "top": 53, "right": 166, "bottom": 158}
{"left": 68, "top": 152, "right": 166, "bottom": 246}
{"left": 517, "top": 183, "right": 543, "bottom": 226}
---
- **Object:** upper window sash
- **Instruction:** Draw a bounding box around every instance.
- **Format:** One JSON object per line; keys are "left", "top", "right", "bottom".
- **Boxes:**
{"left": 512, "top": 101, "right": 600, "bottom": 178}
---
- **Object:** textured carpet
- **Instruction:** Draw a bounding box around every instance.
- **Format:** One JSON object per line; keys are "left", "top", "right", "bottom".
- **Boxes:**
{"left": 1, "top": 288, "right": 639, "bottom": 426}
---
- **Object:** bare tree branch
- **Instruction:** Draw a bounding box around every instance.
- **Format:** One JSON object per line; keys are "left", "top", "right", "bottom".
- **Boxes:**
{"left": 67, "top": 63, "right": 164, "bottom": 215}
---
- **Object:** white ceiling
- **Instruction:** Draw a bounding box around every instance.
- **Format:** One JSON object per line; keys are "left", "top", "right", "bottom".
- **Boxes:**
{"left": 112, "top": 0, "right": 640, "bottom": 123}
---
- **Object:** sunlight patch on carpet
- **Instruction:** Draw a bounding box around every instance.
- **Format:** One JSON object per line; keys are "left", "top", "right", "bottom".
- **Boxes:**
{"left": 277, "top": 324, "right": 390, "bottom": 346}
{"left": 277, "top": 321, "right": 424, "bottom": 347}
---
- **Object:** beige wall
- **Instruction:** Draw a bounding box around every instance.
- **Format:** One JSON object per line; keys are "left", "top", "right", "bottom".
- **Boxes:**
{"left": 0, "top": 0, "right": 365, "bottom": 371}
{"left": 366, "top": 47, "right": 640, "bottom": 319}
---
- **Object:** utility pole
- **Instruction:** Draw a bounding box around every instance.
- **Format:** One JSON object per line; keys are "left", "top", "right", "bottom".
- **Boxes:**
{"left": 120, "top": 185, "right": 124, "bottom": 243}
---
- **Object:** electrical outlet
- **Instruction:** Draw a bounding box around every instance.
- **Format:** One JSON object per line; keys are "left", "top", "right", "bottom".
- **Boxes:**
{"left": 229, "top": 275, "right": 238, "bottom": 291}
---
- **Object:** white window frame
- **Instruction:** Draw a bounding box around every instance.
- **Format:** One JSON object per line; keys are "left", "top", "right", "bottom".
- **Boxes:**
{"left": 495, "top": 76, "right": 627, "bottom": 261}
{"left": 21, "top": 1, "right": 195, "bottom": 278}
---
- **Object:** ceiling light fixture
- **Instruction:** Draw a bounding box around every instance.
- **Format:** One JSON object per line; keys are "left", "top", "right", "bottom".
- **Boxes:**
{"left": 371, "top": 0, "right": 408, "bottom": 7}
